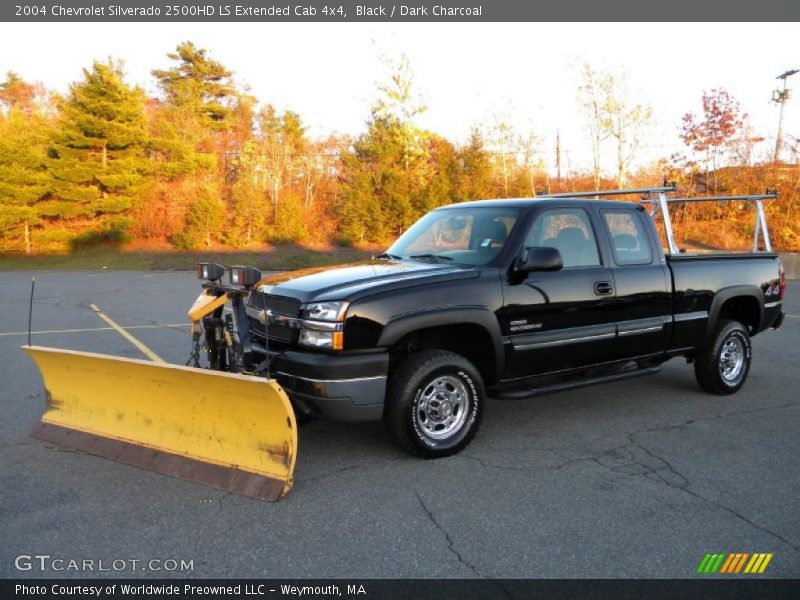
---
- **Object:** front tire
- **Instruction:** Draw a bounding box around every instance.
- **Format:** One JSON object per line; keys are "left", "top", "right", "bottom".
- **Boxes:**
{"left": 694, "top": 319, "right": 752, "bottom": 395}
{"left": 384, "top": 350, "right": 484, "bottom": 457}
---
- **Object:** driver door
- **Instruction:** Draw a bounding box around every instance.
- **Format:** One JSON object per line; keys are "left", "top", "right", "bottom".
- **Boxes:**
{"left": 500, "top": 207, "right": 617, "bottom": 379}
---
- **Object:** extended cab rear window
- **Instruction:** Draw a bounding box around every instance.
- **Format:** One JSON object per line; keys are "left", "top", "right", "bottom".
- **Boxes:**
{"left": 602, "top": 209, "right": 653, "bottom": 265}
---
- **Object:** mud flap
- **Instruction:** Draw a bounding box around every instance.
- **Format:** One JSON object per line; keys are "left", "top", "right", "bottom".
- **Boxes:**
{"left": 23, "top": 345, "right": 297, "bottom": 501}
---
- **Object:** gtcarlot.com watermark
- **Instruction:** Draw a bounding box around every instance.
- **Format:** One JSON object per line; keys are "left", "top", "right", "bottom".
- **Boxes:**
{"left": 14, "top": 554, "right": 194, "bottom": 573}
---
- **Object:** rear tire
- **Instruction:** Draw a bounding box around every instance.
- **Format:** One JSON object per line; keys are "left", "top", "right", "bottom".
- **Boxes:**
{"left": 384, "top": 350, "right": 484, "bottom": 457}
{"left": 694, "top": 319, "right": 752, "bottom": 395}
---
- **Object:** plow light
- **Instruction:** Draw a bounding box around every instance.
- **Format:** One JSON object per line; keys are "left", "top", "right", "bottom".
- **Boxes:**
{"left": 230, "top": 265, "right": 262, "bottom": 287}
{"left": 197, "top": 263, "right": 225, "bottom": 281}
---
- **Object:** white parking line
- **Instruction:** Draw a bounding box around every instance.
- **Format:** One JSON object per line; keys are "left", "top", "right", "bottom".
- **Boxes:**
{"left": 0, "top": 323, "right": 190, "bottom": 337}
{"left": 89, "top": 304, "right": 166, "bottom": 362}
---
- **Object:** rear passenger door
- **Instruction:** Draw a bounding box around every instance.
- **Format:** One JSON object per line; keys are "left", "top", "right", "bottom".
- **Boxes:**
{"left": 500, "top": 206, "right": 617, "bottom": 378}
{"left": 598, "top": 206, "right": 671, "bottom": 360}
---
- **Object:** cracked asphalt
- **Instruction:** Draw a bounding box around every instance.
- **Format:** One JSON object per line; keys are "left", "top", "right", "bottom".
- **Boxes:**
{"left": 1, "top": 271, "right": 798, "bottom": 579}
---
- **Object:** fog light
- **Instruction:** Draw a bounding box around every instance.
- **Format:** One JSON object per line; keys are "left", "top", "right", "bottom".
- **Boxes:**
{"left": 299, "top": 330, "right": 343, "bottom": 350}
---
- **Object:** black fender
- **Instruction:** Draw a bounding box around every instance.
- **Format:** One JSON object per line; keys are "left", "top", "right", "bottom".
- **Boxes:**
{"left": 377, "top": 306, "right": 505, "bottom": 381}
{"left": 706, "top": 285, "right": 764, "bottom": 339}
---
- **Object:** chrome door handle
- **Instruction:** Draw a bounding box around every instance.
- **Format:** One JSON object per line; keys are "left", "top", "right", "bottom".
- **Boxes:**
{"left": 594, "top": 281, "right": 614, "bottom": 295}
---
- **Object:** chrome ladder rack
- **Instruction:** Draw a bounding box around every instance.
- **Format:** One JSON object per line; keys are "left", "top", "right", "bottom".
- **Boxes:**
{"left": 540, "top": 184, "right": 777, "bottom": 255}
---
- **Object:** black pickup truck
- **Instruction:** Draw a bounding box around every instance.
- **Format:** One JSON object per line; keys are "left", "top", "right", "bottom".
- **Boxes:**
{"left": 198, "top": 190, "right": 786, "bottom": 457}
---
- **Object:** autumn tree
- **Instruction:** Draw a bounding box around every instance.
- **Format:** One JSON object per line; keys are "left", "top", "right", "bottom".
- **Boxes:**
{"left": 337, "top": 53, "right": 432, "bottom": 244}
{"left": 299, "top": 138, "right": 330, "bottom": 210}
{"left": 149, "top": 42, "right": 244, "bottom": 247}
{"left": 339, "top": 115, "right": 408, "bottom": 243}
{"left": 228, "top": 139, "right": 267, "bottom": 245}
{"left": 458, "top": 128, "right": 492, "bottom": 201}
{"left": 577, "top": 62, "right": 613, "bottom": 190}
{"left": 418, "top": 134, "right": 460, "bottom": 214}
{"left": 373, "top": 53, "right": 428, "bottom": 174}
{"left": 47, "top": 61, "right": 148, "bottom": 240}
{"left": 602, "top": 72, "right": 652, "bottom": 187}
{"left": 490, "top": 114, "right": 515, "bottom": 197}
{"left": 517, "top": 129, "right": 543, "bottom": 196}
{"left": 681, "top": 88, "right": 747, "bottom": 193}
{"left": 256, "top": 106, "right": 307, "bottom": 215}
{"left": 0, "top": 71, "right": 38, "bottom": 113}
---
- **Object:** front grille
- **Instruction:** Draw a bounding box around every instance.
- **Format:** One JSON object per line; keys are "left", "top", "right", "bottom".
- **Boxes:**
{"left": 247, "top": 292, "right": 301, "bottom": 344}
{"left": 249, "top": 292, "right": 301, "bottom": 317}
{"left": 248, "top": 318, "right": 294, "bottom": 343}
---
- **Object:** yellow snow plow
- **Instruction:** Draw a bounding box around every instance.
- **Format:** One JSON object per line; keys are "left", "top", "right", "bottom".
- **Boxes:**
{"left": 23, "top": 266, "right": 298, "bottom": 501}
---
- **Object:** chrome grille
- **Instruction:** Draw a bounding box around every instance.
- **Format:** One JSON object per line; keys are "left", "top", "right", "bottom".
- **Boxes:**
{"left": 247, "top": 292, "right": 300, "bottom": 344}
{"left": 249, "top": 292, "right": 301, "bottom": 317}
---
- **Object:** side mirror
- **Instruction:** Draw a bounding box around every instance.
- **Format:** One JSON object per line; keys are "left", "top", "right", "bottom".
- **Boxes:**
{"left": 516, "top": 247, "right": 563, "bottom": 273}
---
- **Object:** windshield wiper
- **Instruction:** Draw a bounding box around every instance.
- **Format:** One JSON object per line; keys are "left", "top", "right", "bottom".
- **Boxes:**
{"left": 376, "top": 253, "right": 403, "bottom": 260}
{"left": 408, "top": 253, "right": 454, "bottom": 262}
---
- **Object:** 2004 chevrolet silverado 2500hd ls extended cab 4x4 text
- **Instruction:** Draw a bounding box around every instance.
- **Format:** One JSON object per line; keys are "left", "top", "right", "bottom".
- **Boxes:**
{"left": 196, "top": 187, "right": 786, "bottom": 458}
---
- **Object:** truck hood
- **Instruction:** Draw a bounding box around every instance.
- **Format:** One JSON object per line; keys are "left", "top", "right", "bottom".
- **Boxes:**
{"left": 256, "top": 259, "right": 479, "bottom": 303}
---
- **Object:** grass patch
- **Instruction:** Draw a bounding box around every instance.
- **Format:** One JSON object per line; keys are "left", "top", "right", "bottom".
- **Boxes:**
{"left": 0, "top": 245, "right": 374, "bottom": 272}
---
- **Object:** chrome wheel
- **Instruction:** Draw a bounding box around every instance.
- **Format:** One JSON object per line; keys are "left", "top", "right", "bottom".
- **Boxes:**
{"left": 719, "top": 335, "right": 745, "bottom": 384}
{"left": 415, "top": 375, "right": 469, "bottom": 440}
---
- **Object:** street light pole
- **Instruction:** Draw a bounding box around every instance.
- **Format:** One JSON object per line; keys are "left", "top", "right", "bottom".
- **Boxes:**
{"left": 773, "top": 69, "right": 799, "bottom": 163}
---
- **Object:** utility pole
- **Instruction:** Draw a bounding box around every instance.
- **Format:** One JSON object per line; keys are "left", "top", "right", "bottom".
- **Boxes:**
{"left": 555, "top": 130, "right": 561, "bottom": 187}
{"left": 773, "top": 69, "right": 799, "bottom": 163}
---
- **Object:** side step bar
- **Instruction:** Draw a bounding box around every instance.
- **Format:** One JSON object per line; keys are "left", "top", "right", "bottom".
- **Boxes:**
{"left": 494, "top": 366, "right": 662, "bottom": 401}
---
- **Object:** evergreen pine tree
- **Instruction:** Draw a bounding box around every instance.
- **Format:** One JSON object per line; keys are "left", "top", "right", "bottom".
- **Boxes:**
{"left": 152, "top": 41, "right": 235, "bottom": 129}
{"left": 0, "top": 104, "right": 50, "bottom": 253}
{"left": 47, "top": 61, "right": 148, "bottom": 238}
{"left": 459, "top": 128, "right": 492, "bottom": 201}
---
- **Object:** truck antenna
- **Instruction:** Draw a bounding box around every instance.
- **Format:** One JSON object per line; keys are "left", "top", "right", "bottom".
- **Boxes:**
{"left": 27, "top": 276, "right": 36, "bottom": 347}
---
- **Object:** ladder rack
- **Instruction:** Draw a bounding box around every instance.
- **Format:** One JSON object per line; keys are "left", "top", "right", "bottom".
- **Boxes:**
{"left": 540, "top": 184, "right": 777, "bottom": 255}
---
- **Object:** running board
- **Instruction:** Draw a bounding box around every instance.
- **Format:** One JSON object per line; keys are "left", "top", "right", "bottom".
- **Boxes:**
{"left": 494, "top": 366, "right": 662, "bottom": 401}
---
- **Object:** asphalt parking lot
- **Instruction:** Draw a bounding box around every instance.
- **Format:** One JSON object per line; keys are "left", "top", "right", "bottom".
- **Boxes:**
{"left": 1, "top": 271, "right": 798, "bottom": 579}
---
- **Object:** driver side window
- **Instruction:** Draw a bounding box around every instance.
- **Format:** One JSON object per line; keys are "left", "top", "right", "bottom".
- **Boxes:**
{"left": 525, "top": 208, "right": 601, "bottom": 268}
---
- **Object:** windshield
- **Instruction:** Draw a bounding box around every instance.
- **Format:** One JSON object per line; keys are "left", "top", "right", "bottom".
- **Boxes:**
{"left": 386, "top": 206, "right": 521, "bottom": 266}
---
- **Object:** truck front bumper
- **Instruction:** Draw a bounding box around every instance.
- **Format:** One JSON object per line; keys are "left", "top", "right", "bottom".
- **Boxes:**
{"left": 273, "top": 350, "right": 389, "bottom": 422}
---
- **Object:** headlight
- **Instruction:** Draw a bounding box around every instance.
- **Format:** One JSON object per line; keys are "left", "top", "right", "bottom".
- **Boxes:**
{"left": 299, "top": 329, "right": 343, "bottom": 350}
{"left": 197, "top": 262, "right": 225, "bottom": 281}
{"left": 301, "top": 301, "right": 349, "bottom": 322}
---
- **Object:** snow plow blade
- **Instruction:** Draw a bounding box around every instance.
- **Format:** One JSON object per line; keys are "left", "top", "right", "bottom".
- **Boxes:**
{"left": 23, "top": 345, "right": 297, "bottom": 501}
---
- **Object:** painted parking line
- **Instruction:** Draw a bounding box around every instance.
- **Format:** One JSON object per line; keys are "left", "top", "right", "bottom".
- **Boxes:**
{"left": 89, "top": 303, "right": 165, "bottom": 363}
{"left": 0, "top": 324, "right": 190, "bottom": 337}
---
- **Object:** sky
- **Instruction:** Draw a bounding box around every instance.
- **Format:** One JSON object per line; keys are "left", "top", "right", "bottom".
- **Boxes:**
{"left": 0, "top": 22, "right": 798, "bottom": 174}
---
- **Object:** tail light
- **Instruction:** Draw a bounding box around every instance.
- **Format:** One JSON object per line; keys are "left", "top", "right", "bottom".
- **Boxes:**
{"left": 779, "top": 263, "right": 786, "bottom": 301}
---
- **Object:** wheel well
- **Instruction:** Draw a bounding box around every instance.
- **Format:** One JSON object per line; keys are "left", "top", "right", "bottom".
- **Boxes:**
{"left": 389, "top": 323, "right": 497, "bottom": 385}
{"left": 718, "top": 295, "right": 760, "bottom": 334}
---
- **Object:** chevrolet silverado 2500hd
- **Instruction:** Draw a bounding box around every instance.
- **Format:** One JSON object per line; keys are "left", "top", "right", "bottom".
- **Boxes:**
{"left": 196, "top": 186, "right": 786, "bottom": 457}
